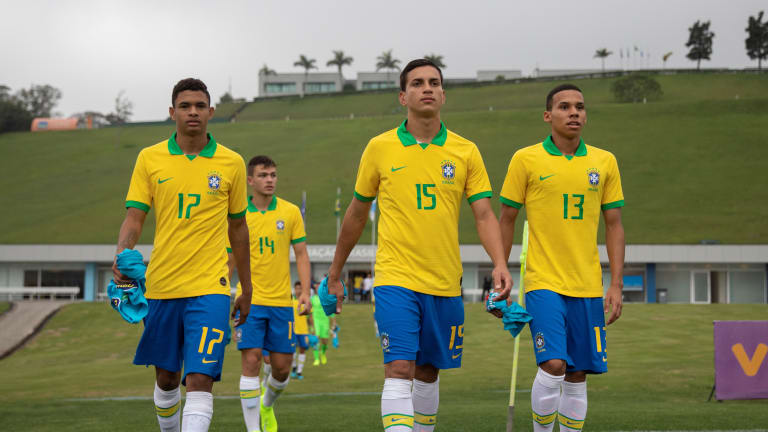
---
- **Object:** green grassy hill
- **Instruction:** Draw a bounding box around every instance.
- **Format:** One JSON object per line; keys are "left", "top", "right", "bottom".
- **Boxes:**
{"left": 0, "top": 303, "right": 766, "bottom": 431}
{"left": 1, "top": 73, "right": 767, "bottom": 244}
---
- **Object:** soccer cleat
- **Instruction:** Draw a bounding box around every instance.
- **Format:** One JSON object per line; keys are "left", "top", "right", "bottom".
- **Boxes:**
{"left": 296, "top": 373, "right": 304, "bottom": 380}
{"left": 320, "top": 352, "right": 327, "bottom": 365}
{"left": 290, "top": 371, "right": 297, "bottom": 379}
{"left": 312, "top": 358, "right": 319, "bottom": 366}
{"left": 261, "top": 400, "right": 278, "bottom": 432}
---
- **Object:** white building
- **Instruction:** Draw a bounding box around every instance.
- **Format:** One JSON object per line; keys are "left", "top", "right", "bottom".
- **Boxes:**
{"left": 355, "top": 72, "right": 399, "bottom": 91}
{"left": 477, "top": 70, "right": 523, "bottom": 81}
{"left": 259, "top": 72, "right": 343, "bottom": 97}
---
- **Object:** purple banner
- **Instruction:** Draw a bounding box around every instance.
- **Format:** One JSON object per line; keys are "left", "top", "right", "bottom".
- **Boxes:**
{"left": 714, "top": 320, "right": 768, "bottom": 400}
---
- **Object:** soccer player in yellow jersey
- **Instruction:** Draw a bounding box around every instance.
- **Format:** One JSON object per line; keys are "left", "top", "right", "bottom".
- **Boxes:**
{"left": 499, "top": 84, "right": 626, "bottom": 432}
{"left": 326, "top": 59, "right": 513, "bottom": 432}
{"left": 291, "top": 281, "right": 311, "bottom": 380}
{"left": 229, "top": 155, "right": 311, "bottom": 432}
{"left": 113, "top": 78, "right": 253, "bottom": 432}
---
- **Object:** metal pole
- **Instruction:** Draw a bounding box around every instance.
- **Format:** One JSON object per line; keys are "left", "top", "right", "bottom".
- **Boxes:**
{"left": 507, "top": 221, "right": 529, "bottom": 432}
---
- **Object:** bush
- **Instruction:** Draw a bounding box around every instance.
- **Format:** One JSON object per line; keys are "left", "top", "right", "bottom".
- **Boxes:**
{"left": 611, "top": 75, "right": 663, "bottom": 103}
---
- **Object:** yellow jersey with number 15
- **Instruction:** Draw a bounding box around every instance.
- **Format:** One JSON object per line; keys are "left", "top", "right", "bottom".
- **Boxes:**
{"left": 354, "top": 120, "right": 492, "bottom": 297}
{"left": 125, "top": 133, "right": 248, "bottom": 299}
{"left": 499, "top": 136, "right": 624, "bottom": 298}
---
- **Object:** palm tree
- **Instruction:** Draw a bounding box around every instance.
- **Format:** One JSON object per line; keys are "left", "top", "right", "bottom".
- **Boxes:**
{"left": 424, "top": 53, "right": 446, "bottom": 69}
{"left": 376, "top": 50, "right": 401, "bottom": 87}
{"left": 258, "top": 64, "right": 277, "bottom": 95}
{"left": 294, "top": 55, "right": 317, "bottom": 95}
{"left": 327, "top": 50, "right": 354, "bottom": 86}
{"left": 594, "top": 48, "right": 613, "bottom": 72}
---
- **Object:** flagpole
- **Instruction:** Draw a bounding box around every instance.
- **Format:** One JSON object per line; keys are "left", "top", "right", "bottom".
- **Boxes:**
{"left": 335, "top": 187, "right": 341, "bottom": 241}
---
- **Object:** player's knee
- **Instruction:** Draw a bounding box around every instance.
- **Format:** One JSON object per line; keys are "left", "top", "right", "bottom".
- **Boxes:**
{"left": 414, "top": 364, "right": 439, "bottom": 383}
{"left": 540, "top": 359, "right": 566, "bottom": 376}
{"left": 185, "top": 373, "right": 213, "bottom": 392}
{"left": 565, "top": 370, "right": 587, "bottom": 383}
{"left": 385, "top": 360, "right": 414, "bottom": 380}
{"left": 155, "top": 369, "right": 181, "bottom": 390}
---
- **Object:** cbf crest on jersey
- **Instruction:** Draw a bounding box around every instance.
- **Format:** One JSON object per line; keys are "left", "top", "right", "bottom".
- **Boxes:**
{"left": 587, "top": 168, "right": 600, "bottom": 192}
{"left": 207, "top": 170, "right": 223, "bottom": 195}
{"left": 276, "top": 219, "right": 285, "bottom": 232}
{"left": 441, "top": 159, "right": 456, "bottom": 185}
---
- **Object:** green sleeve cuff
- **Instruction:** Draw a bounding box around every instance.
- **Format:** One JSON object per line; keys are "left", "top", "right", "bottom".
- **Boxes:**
{"left": 500, "top": 196, "right": 523, "bottom": 209}
{"left": 228, "top": 209, "right": 247, "bottom": 218}
{"left": 291, "top": 236, "right": 307, "bottom": 244}
{"left": 353, "top": 191, "right": 375, "bottom": 202}
{"left": 126, "top": 200, "right": 150, "bottom": 212}
{"left": 601, "top": 200, "right": 625, "bottom": 210}
{"left": 226, "top": 247, "right": 232, "bottom": 253}
{"left": 467, "top": 191, "right": 493, "bottom": 204}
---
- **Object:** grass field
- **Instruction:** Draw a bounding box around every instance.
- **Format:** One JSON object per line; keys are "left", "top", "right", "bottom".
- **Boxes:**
{"left": 0, "top": 301, "right": 10, "bottom": 316}
{"left": 0, "top": 303, "right": 767, "bottom": 431}
{"left": 1, "top": 73, "right": 767, "bottom": 244}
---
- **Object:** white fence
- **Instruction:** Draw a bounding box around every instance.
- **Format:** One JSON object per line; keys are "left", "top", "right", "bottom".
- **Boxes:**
{"left": 0, "top": 287, "right": 79, "bottom": 301}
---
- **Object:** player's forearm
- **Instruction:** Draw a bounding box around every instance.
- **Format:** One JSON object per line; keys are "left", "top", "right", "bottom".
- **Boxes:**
{"left": 228, "top": 219, "right": 253, "bottom": 297}
{"left": 472, "top": 199, "right": 507, "bottom": 268}
{"left": 329, "top": 200, "right": 370, "bottom": 280}
{"left": 605, "top": 212, "right": 625, "bottom": 290}
{"left": 295, "top": 248, "right": 312, "bottom": 298}
{"left": 499, "top": 205, "right": 519, "bottom": 261}
{"left": 116, "top": 208, "right": 146, "bottom": 253}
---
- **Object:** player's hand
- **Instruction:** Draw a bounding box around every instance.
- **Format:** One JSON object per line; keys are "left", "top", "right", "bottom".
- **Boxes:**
{"left": 604, "top": 283, "right": 623, "bottom": 325}
{"left": 232, "top": 294, "right": 251, "bottom": 326}
{"left": 487, "top": 265, "right": 513, "bottom": 318}
{"left": 327, "top": 275, "right": 344, "bottom": 314}
{"left": 111, "top": 255, "right": 129, "bottom": 283}
{"left": 298, "top": 292, "right": 312, "bottom": 316}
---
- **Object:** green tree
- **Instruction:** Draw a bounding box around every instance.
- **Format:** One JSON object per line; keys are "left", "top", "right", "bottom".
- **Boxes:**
{"left": 424, "top": 53, "right": 445, "bottom": 68}
{"left": 259, "top": 64, "right": 277, "bottom": 95}
{"left": 15, "top": 84, "right": 62, "bottom": 118}
{"left": 326, "top": 50, "right": 354, "bottom": 84}
{"left": 294, "top": 55, "right": 317, "bottom": 95}
{"left": 593, "top": 48, "right": 613, "bottom": 72}
{"left": 376, "top": 50, "right": 401, "bottom": 86}
{"left": 218, "top": 92, "right": 234, "bottom": 104}
{"left": 686, "top": 20, "right": 715, "bottom": 70}
{"left": 106, "top": 91, "right": 133, "bottom": 125}
{"left": 611, "top": 75, "right": 663, "bottom": 103}
{"left": 746, "top": 11, "right": 768, "bottom": 70}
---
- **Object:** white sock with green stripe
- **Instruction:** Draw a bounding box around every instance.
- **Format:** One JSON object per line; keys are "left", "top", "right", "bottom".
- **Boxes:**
{"left": 181, "top": 391, "right": 213, "bottom": 432}
{"left": 531, "top": 368, "right": 564, "bottom": 431}
{"left": 381, "top": 378, "right": 414, "bottom": 431}
{"left": 558, "top": 380, "right": 587, "bottom": 431}
{"left": 263, "top": 373, "right": 289, "bottom": 407}
{"left": 412, "top": 378, "right": 438, "bottom": 431}
{"left": 239, "top": 375, "right": 261, "bottom": 432}
{"left": 154, "top": 382, "right": 181, "bottom": 432}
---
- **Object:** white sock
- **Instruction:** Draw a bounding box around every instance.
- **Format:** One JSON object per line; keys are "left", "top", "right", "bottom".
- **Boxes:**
{"left": 239, "top": 375, "right": 261, "bottom": 432}
{"left": 261, "top": 363, "right": 272, "bottom": 389}
{"left": 297, "top": 353, "right": 306, "bottom": 374}
{"left": 263, "top": 374, "right": 289, "bottom": 407}
{"left": 412, "top": 378, "right": 439, "bottom": 431}
{"left": 531, "top": 368, "right": 564, "bottom": 432}
{"left": 154, "top": 383, "right": 181, "bottom": 432}
{"left": 558, "top": 381, "right": 588, "bottom": 431}
{"left": 181, "top": 391, "right": 213, "bottom": 432}
{"left": 381, "top": 378, "right": 414, "bottom": 431}
{"left": 292, "top": 353, "right": 298, "bottom": 369}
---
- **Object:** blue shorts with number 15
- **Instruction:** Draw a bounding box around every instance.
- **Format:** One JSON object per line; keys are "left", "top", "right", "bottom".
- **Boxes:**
{"left": 134, "top": 294, "right": 231, "bottom": 384}
{"left": 374, "top": 286, "right": 464, "bottom": 369}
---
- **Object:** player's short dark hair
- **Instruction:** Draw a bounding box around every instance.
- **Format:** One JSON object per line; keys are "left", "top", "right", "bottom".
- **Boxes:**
{"left": 172, "top": 78, "right": 211, "bottom": 107}
{"left": 400, "top": 59, "right": 444, "bottom": 91}
{"left": 294, "top": 281, "right": 301, "bottom": 286}
{"left": 248, "top": 155, "right": 277, "bottom": 175}
{"left": 546, "top": 84, "right": 583, "bottom": 111}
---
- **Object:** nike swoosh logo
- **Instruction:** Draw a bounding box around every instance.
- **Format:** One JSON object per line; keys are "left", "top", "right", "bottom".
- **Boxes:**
{"left": 539, "top": 174, "right": 555, "bottom": 181}
{"left": 202, "top": 358, "right": 217, "bottom": 364}
{"left": 452, "top": 353, "right": 462, "bottom": 359}
{"left": 158, "top": 177, "right": 173, "bottom": 184}
{"left": 391, "top": 166, "right": 407, "bottom": 172}
{"left": 390, "top": 418, "right": 405, "bottom": 422}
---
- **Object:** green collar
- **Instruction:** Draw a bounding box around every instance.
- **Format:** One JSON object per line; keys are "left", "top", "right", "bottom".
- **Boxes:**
{"left": 168, "top": 132, "right": 217, "bottom": 159}
{"left": 396, "top": 120, "right": 447, "bottom": 149}
{"left": 248, "top": 195, "right": 277, "bottom": 214}
{"left": 543, "top": 135, "right": 587, "bottom": 160}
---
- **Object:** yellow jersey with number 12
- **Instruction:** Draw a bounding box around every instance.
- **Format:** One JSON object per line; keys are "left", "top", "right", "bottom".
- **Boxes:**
{"left": 354, "top": 120, "right": 492, "bottom": 297}
{"left": 125, "top": 133, "right": 248, "bottom": 299}
{"left": 234, "top": 196, "right": 306, "bottom": 307}
{"left": 499, "top": 136, "right": 624, "bottom": 298}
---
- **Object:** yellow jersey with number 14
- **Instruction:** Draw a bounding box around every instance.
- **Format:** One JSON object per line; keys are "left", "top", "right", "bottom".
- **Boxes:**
{"left": 234, "top": 196, "right": 306, "bottom": 307}
{"left": 499, "top": 136, "right": 624, "bottom": 298}
{"left": 354, "top": 120, "right": 492, "bottom": 297}
{"left": 125, "top": 133, "right": 248, "bottom": 299}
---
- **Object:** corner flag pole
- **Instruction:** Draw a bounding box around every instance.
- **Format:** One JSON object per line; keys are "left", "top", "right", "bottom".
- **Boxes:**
{"left": 507, "top": 221, "right": 529, "bottom": 432}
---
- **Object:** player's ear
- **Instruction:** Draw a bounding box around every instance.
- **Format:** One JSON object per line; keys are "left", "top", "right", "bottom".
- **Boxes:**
{"left": 398, "top": 91, "right": 406, "bottom": 107}
{"left": 543, "top": 110, "right": 552, "bottom": 123}
{"left": 208, "top": 106, "right": 215, "bottom": 116}
{"left": 169, "top": 106, "right": 176, "bottom": 120}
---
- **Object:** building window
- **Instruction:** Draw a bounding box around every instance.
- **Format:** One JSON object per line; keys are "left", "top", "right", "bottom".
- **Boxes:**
{"left": 24, "top": 270, "right": 39, "bottom": 287}
{"left": 305, "top": 82, "right": 336, "bottom": 93}
{"left": 362, "top": 81, "right": 396, "bottom": 90}
{"left": 656, "top": 270, "right": 690, "bottom": 303}
{"left": 729, "top": 271, "right": 766, "bottom": 303}
{"left": 265, "top": 83, "right": 297, "bottom": 94}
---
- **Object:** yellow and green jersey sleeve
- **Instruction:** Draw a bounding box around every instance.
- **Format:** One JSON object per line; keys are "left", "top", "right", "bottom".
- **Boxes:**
{"left": 235, "top": 196, "right": 306, "bottom": 307}
{"left": 499, "top": 136, "right": 624, "bottom": 297}
{"left": 124, "top": 133, "right": 248, "bottom": 299}
{"left": 354, "top": 120, "right": 492, "bottom": 297}
{"left": 292, "top": 298, "right": 310, "bottom": 334}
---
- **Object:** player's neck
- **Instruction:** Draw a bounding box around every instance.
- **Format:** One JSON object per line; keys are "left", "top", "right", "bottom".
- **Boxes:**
{"left": 175, "top": 130, "right": 209, "bottom": 155}
{"left": 250, "top": 192, "right": 274, "bottom": 211}
{"left": 550, "top": 132, "right": 581, "bottom": 156}
{"left": 406, "top": 114, "right": 441, "bottom": 144}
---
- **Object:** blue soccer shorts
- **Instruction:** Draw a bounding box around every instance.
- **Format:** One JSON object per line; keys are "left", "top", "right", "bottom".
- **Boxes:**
{"left": 134, "top": 294, "right": 231, "bottom": 384}
{"left": 235, "top": 305, "right": 295, "bottom": 354}
{"left": 374, "top": 285, "right": 464, "bottom": 370}
{"left": 525, "top": 289, "right": 607, "bottom": 374}
{"left": 295, "top": 334, "right": 310, "bottom": 350}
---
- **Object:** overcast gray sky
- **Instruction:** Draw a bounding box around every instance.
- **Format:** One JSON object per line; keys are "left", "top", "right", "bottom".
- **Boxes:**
{"left": 2, "top": 0, "right": 765, "bottom": 120}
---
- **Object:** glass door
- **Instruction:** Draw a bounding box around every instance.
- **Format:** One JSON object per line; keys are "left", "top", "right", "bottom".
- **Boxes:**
{"left": 691, "top": 271, "right": 711, "bottom": 304}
